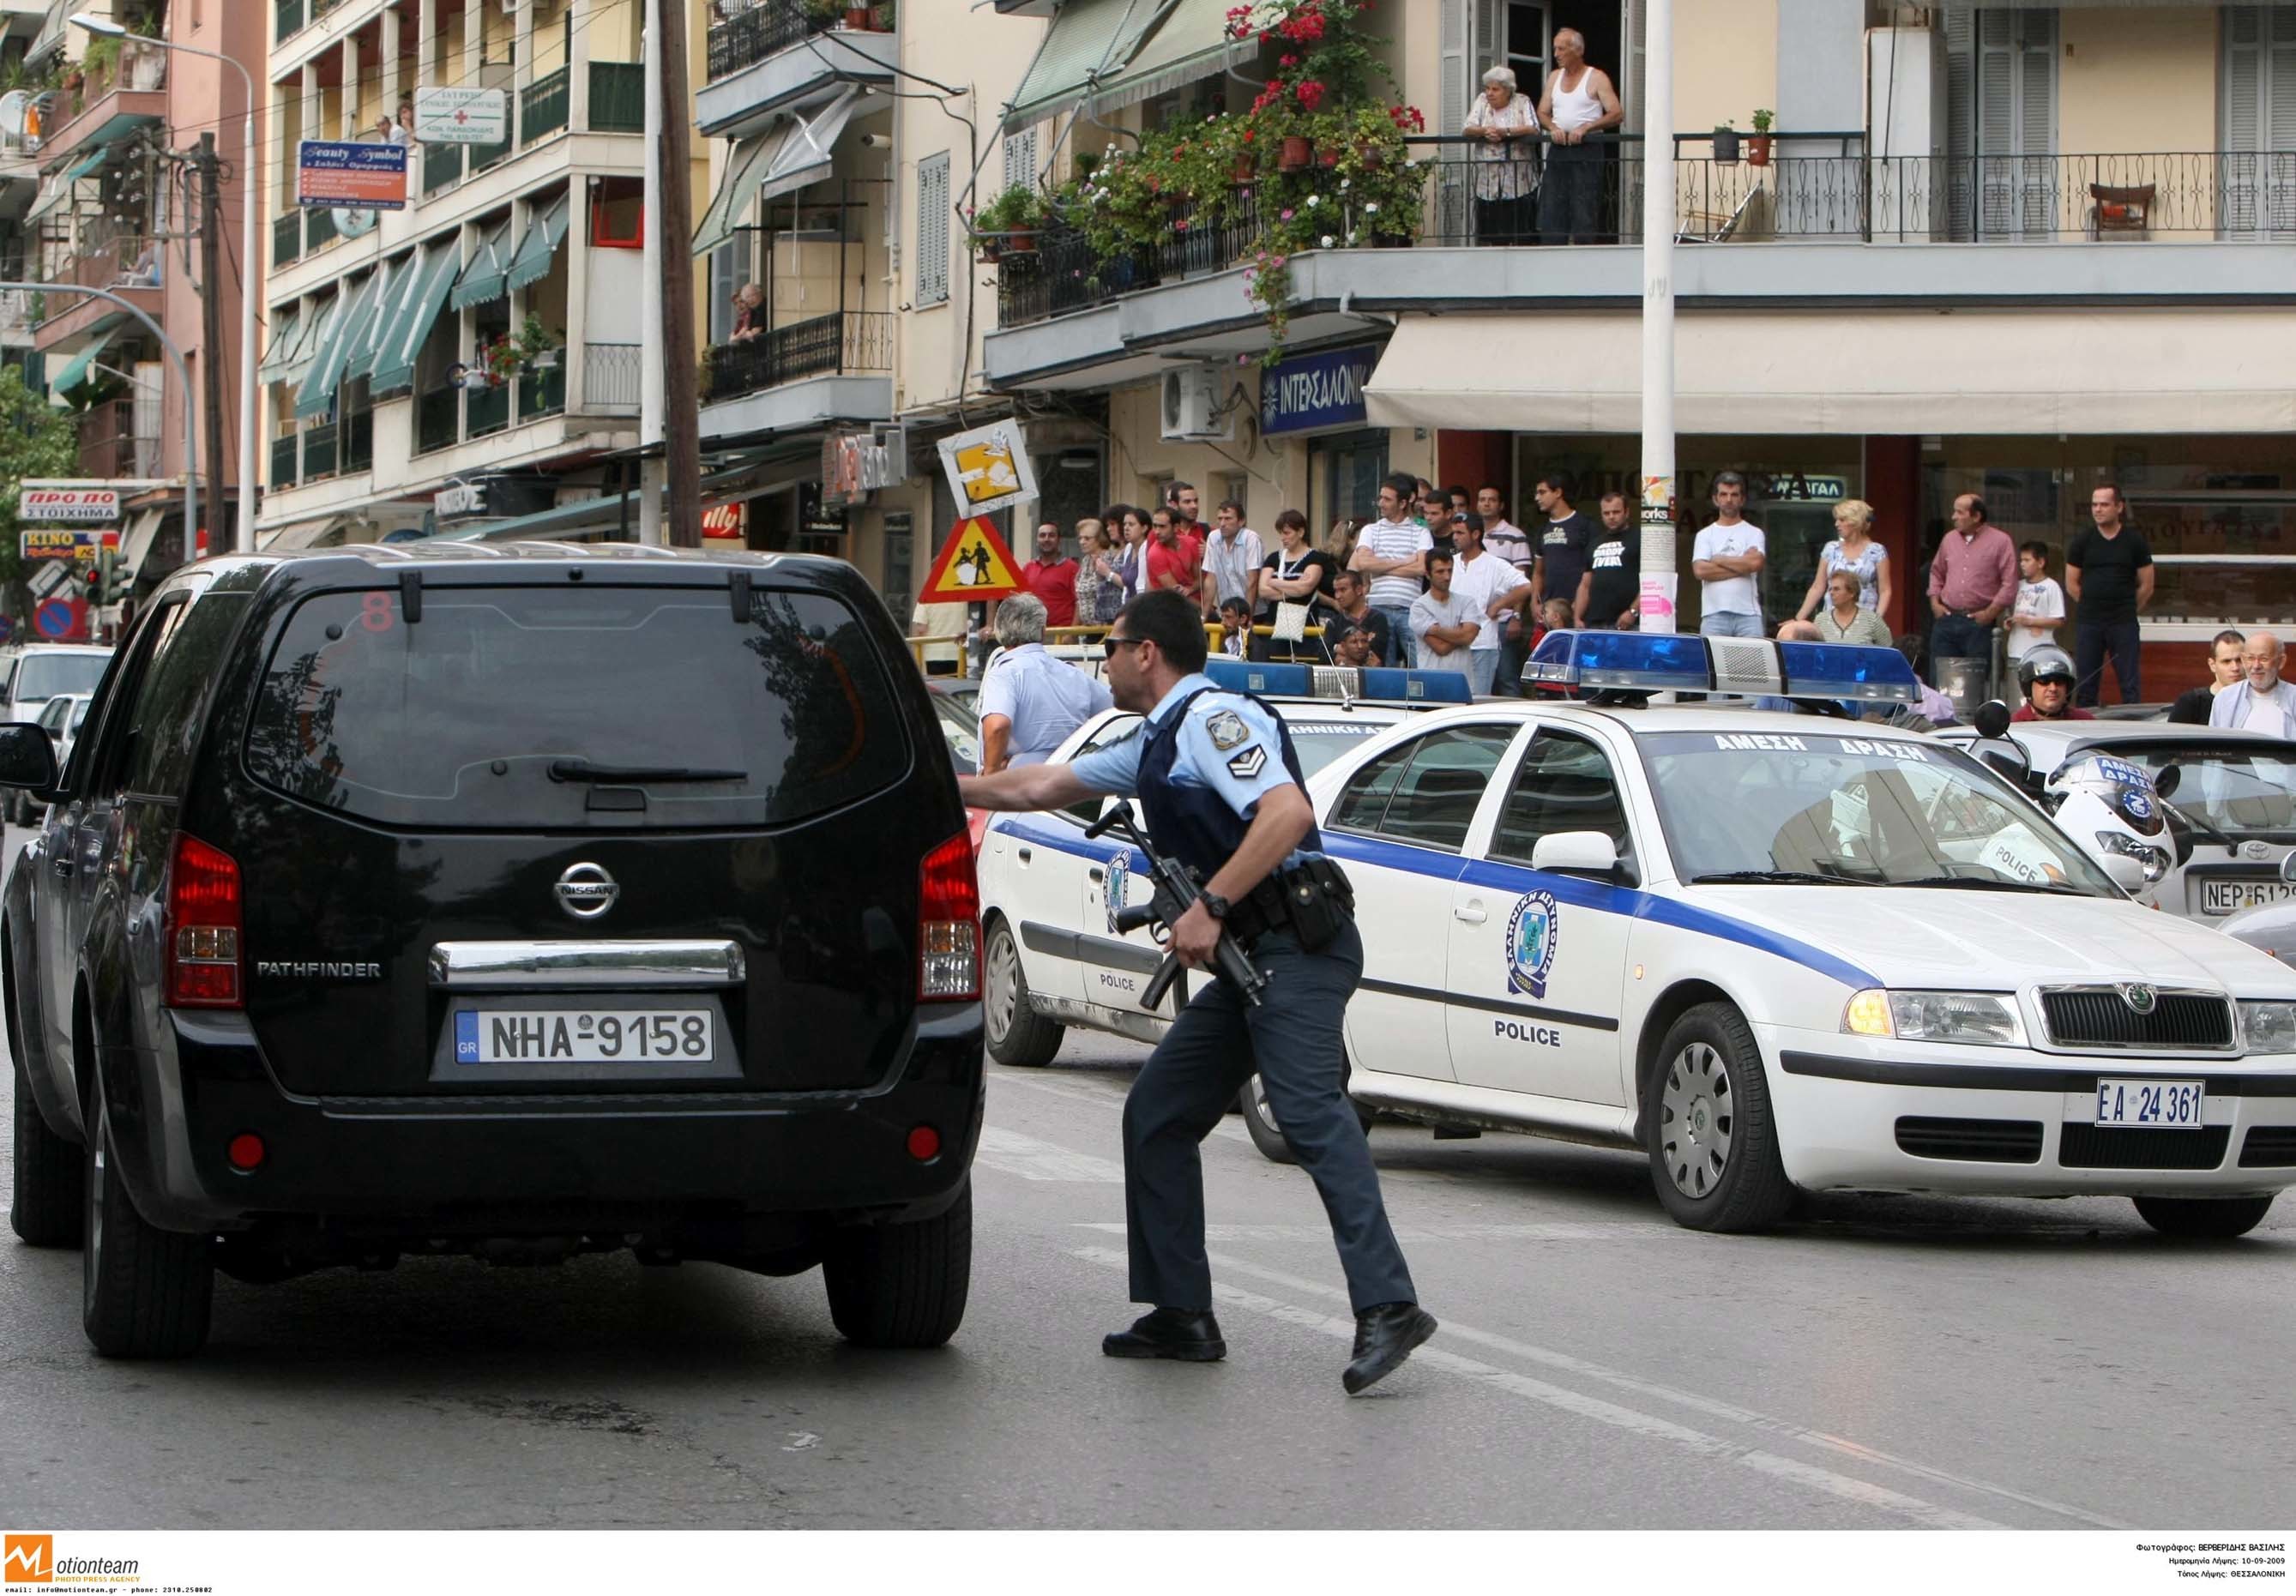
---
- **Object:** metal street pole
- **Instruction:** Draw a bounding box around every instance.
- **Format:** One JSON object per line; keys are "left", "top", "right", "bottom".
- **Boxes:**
{"left": 1, "top": 281, "right": 197, "bottom": 577}
{"left": 636, "top": 0, "right": 666, "bottom": 546}
{"left": 1637, "top": 0, "right": 1677, "bottom": 635}
{"left": 69, "top": 15, "right": 257, "bottom": 553}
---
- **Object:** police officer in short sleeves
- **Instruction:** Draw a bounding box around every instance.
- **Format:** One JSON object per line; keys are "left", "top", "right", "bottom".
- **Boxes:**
{"left": 960, "top": 590, "right": 1437, "bottom": 1394}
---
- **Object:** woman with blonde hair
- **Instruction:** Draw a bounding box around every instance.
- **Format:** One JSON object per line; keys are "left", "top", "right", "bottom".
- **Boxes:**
{"left": 1070, "top": 517, "right": 1125, "bottom": 625}
{"left": 1793, "top": 497, "right": 1892, "bottom": 623}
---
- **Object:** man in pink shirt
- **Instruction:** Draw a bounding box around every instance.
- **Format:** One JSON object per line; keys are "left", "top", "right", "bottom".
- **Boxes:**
{"left": 1019, "top": 521, "right": 1079, "bottom": 628}
{"left": 1925, "top": 493, "right": 2018, "bottom": 687}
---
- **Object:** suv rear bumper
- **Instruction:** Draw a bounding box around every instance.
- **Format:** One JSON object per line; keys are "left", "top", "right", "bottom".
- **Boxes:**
{"left": 100, "top": 1007, "right": 985, "bottom": 1235}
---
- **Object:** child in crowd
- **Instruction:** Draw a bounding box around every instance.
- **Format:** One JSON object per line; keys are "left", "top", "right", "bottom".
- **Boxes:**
{"left": 2009, "top": 541, "right": 2066, "bottom": 690}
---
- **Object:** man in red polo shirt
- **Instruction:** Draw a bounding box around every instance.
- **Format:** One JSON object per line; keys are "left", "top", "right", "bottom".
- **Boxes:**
{"left": 1143, "top": 508, "right": 1202, "bottom": 598}
{"left": 1020, "top": 521, "right": 1079, "bottom": 629}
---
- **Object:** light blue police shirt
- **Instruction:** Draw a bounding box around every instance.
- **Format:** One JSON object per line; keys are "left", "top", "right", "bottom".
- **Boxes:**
{"left": 1070, "top": 673, "right": 1317, "bottom": 866}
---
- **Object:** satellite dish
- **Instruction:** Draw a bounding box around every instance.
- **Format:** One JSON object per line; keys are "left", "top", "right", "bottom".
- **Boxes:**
{"left": 0, "top": 91, "right": 29, "bottom": 141}
{"left": 335, "top": 207, "right": 378, "bottom": 237}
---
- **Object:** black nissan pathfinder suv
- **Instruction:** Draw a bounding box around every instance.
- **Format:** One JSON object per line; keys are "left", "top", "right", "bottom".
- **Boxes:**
{"left": 3, "top": 543, "right": 983, "bottom": 1358}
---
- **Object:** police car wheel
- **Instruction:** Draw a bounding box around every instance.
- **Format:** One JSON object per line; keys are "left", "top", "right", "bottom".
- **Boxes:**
{"left": 1645, "top": 1003, "right": 1795, "bottom": 1234}
{"left": 2130, "top": 1195, "right": 2275, "bottom": 1240}
{"left": 983, "top": 916, "right": 1064, "bottom": 1068}
{"left": 1240, "top": 1073, "right": 1374, "bottom": 1165}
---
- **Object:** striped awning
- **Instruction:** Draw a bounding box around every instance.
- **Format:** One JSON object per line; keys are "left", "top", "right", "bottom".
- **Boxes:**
{"left": 504, "top": 192, "right": 571, "bottom": 292}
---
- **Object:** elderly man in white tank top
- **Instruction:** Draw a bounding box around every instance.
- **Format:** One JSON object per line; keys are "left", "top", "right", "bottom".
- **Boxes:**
{"left": 1535, "top": 28, "right": 1623, "bottom": 245}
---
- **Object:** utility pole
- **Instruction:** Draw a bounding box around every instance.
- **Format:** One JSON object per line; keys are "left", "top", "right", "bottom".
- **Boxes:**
{"left": 654, "top": 0, "right": 702, "bottom": 548}
{"left": 196, "top": 133, "right": 227, "bottom": 569}
{"left": 1636, "top": 0, "right": 1677, "bottom": 635}
{"left": 638, "top": 0, "right": 665, "bottom": 545}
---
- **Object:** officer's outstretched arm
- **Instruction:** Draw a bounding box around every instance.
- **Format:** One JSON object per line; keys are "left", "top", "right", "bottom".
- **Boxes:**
{"left": 959, "top": 763, "right": 1101, "bottom": 814}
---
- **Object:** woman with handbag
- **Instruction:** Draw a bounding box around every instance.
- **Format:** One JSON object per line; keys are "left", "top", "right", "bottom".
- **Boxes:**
{"left": 1260, "top": 509, "right": 1340, "bottom": 662}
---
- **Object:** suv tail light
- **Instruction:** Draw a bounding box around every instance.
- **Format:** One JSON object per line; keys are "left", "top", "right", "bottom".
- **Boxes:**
{"left": 165, "top": 833, "right": 244, "bottom": 1009}
{"left": 919, "top": 831, "right": 979, "bottom": 1002}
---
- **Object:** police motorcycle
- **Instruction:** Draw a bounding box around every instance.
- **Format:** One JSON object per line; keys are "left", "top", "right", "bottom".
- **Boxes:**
{"left": 1962, "top": 699, "right": 2174, "bottom": 900}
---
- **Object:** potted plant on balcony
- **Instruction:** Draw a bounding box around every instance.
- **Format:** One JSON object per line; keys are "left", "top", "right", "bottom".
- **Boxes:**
{"left": 841, "top": 0, "right": 877, "bottom": 29}
{"left": 1748, "top": 108, "right": 1773, "bottom": 167}
{"left": 1712, "top": 121, "right": 1740, "bottom": 166}
{"left": 515, "top": 313, "right": 562, "bottom": 370}
{"left": 801, "top": 0, "right": 840, "bottom": 26}
{"left": 481, "top": 334, "right": 523, "bottom": 388}
{"left": 973, "top": 183, "right": 1046, "bottom": 257}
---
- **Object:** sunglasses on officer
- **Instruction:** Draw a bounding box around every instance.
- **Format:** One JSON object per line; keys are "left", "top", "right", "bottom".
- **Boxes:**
{"left": 1101, "top": 634, "right": 1148, "bottom": 658}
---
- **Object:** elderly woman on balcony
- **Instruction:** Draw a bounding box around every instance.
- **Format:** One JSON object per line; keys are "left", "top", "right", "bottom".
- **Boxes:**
{"left": 1463, "top": 65, "right": 1540, "bottom": 245}
{"left": 729, "top": 282, "right": 764, "bottom": 344}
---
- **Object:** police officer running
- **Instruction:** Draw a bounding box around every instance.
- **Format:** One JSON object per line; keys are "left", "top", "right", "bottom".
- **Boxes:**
{"left": 959, "top": 590, "right": 1437, "bottom": 1394}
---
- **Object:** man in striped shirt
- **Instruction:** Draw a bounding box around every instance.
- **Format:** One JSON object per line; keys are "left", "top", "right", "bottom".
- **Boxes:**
{"left": 1348, "top": 473, "right": 1433, "bottom": 666}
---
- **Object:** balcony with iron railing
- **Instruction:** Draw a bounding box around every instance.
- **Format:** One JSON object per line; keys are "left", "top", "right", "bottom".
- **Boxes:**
{"left": 36, "top": 233, "right": 162, "bottom": 343}
{"left": 699, "top": 0, "right": 895, "bottom": 135}
{"left": 520, "top": 67, "right": 569, "bottom": 147}
{"left": 44, "top": 41, "right": 166, "bottom": 160}
{"left": 699, "top": 309, "right": 892, "bottom": 405}
{"left": 992, "top": 136, "right": 2296, "bottom": 332}
{"left": 76, "top": 397, "right": 157, "bottom": 479}
{"left": 410, "top": 362, "right": 574, "bottom": 456}
{"left": 582, "top": 342, "right": 640, "bottom": 413}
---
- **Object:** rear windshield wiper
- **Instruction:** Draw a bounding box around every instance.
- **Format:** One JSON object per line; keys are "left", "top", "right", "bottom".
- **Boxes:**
{"left": 1686, "top": 870, "right": 1859, "bottom": 886}
{"left": 547, "top": 760, "right": 748, "bottom": 784}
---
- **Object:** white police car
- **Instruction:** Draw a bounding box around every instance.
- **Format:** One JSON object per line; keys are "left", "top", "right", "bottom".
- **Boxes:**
{"left": 1935, "top": 718, "right": 2296, "bottom": 924}
{"left": 977, "top": 660, "right": 1467, "bottom": 1070}
{"left": 1282, "top": 631, "right": 2296, "bottom": 1237}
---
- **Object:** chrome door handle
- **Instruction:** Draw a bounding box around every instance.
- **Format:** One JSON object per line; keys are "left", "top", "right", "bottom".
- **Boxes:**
{"left": 1454, "top": 903, "right": 1486, "bottom": 924}
{"left": 1016, "top": 846, "right": 1033, "bottom": 863}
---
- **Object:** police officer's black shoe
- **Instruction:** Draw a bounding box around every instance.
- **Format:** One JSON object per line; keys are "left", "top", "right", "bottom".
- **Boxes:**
{"left": 1102, "top": 1307, "right": 1226, "bottom": 1362}
{"left": 1342, "top": 1303, "right": 1437, "bottom": 1394}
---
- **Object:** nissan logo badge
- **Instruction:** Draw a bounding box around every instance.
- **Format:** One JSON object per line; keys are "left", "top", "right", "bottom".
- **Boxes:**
{"left": 2120, "top": 983, "right": 2158, "bottom": 1016}
{"left": 555, "top": 862, "right": 619, "bottom": 920}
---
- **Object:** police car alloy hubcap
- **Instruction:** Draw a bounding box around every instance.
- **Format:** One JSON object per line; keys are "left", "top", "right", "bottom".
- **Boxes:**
{"left": 1660, "top": 1044, "right": 1734, "bottom": 1200}
{"left": 987, "top": 930, "right": 1020, "bottom": 1039}
{"left": 553, "top": 863, "right": 619, "bottom": 920}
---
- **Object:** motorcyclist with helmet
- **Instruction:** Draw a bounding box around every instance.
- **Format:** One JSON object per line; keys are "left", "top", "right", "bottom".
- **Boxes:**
{"left": 2011, "top": 644, "right": 2094, "bottom": 723}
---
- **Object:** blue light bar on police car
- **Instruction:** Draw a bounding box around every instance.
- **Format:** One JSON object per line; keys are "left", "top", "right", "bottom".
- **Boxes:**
{"left": 1204, "top": 658, "right": 1473, "bottom": 704}
{"left": 1522, "top": 631, "right": 1918, "bottom": 703}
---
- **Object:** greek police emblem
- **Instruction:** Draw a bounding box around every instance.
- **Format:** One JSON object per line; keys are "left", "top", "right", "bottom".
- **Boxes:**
{"left": 1207, "top": 710, "right": 1250, "bottom": 750}
{"left": 1104, "top": 853, "right": 1130, "bottom": 934}
{"left": 2119, "top": 786, "right": 2154, "bottom": 823}
{"left": 1504, "top": 890, "right": 1560, "bottom": 998}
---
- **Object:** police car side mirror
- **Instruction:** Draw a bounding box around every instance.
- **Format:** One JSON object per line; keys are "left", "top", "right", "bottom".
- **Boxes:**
{"left": 2094, "top": 848, "right": 2149, "bottom": 895}
{"left": 2281, "top": 851, "right": 2296, "bottom": 887}
{"left": 1531, "top": 830, "right": 1621, "bottom": 878}
{"left": 1971, "top": 700, "right": 2013, "bottom": 739}
{"left": 0, "top": 723, "right": 57, "bottom": 797}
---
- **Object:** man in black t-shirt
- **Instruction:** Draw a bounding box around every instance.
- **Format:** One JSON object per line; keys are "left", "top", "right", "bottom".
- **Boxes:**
{"left": 2064, "top": 484, "right": 2154, "bottom": 706}
{"left": 1528, "top": 474, "right": 1595, "bottom": 626}
{"left": 1579, "top": 491, "right": 1642, "bottom": 629}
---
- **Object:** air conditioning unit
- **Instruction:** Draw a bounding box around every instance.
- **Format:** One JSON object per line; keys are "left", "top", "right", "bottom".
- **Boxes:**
{"left": 1160, "top": 364, "right": 1232, "bottom": 443}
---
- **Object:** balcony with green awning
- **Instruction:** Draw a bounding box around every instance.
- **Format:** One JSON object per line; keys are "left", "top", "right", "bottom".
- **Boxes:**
{"left": 296, "top": 268, "right": 390, "bottom": 419}
{"left": 449, "top": 218, "right": 517, "bottom": 311}
{"left": 1003, "top": 0, "right": 1170, "bottom": 133}
{"left": 369, "top": 242, "right": 463, "bottom": 395}
{"left": 505, "top": 193, "right": 572, "bottom": 292}
{"left": 48, "top": 326, "right": 117, "bottom": 395}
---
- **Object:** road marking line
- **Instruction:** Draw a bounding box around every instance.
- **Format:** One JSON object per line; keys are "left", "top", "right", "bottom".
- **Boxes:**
{"left": 1197, "top": 1249, "right": 2128, "bottom": 1532}
{"left": 1072, "top": 1247, "right": 2003, "bottom": 1531}
{"left": 973, "top": 1126, "right": 1125, "bottom": 1183}
{"left": 1076, "top": 1220, "right": 1678, "bottom": 1242}
{"left": 997, "top": 1068, "right": 1250, "bottom": 1142}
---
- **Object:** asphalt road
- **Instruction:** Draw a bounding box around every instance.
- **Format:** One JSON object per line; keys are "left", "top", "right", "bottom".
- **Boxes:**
{"left": 3, "top": 826, "right": 2292, "bottom": 1531}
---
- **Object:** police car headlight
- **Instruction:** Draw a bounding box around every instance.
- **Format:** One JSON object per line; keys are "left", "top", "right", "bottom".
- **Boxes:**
{"left": 1843, "top": 989, "right": 2027, "bottom": 1047}
{"left": 2240, "top": 1000, "right": 2296, "bottom": 1055}
{"left": 2094, "top": 830, "right": 2170, "bottom": 884}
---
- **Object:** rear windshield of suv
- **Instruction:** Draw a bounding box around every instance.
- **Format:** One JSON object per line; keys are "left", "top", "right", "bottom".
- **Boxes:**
{"left": 244, "top": 584, "right": 910, "bottom": 828}
{"left": 15, "top": 653, "right": 111, "bottom": 702}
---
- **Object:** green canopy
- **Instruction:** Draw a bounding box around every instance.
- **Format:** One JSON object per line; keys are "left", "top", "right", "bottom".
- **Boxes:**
{"left": 256, "top": 306, "right": 304, "bottom": 385}
{"left": 25, "top": 141, "right": 116, "bottom": 223}
{"left": 1080, "top": 0, "right": 1250, "bottom": 117}
{"left": 448, "top": 216, "right": 515, "bottom": 311}
{"left": 49, "top": 327, "right": 116, "bottom": 394}
{"left": 505, "top": 192, "right": 571, "bottom": 292}
{"left": 369, "top": 240, "right": 462, "bottom": 394}
{"left": 691, "top": 131, "right": 779, "bottom": 257}
{"left": 295, "top": 268, "right": 390, "bottom": 419}
{"left": 341, "top": 256, "right": 401, "bottom": 382}
{"left": 1003, "top": 0, "right": 1168, "bottom": 132}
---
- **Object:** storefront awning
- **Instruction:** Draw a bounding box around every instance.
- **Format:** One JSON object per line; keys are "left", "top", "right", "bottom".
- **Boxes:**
{"left": 1360, "top": 310, "right": 2296, "bottom": 437}
{"left": 505, "top": 192, "right": 571, "bottom": 292}
{"left": 449, "top": 217, "right": 517, "bottom": 311}
{"left": 694, "top": 133, "right": 780, "bottom": 257}
{"left": 370, "top": 240, "right": 463, "bottom": 394}
{"left": 1003, "top": 0, "right": 1170, "bottom": 132}
{"left": 341, "top": 256, "right": 401, "bottom": 382}
{"left": 49, "top": 328, "right": 117, "bottom": 395}
{"left": 296, "top": 268, "right": 389, "bottom": 419}
{"left": 1078, "top": 0, "right": 1250, "bottom": 117}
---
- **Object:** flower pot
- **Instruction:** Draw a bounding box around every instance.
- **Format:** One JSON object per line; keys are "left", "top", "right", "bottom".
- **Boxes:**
{"left": 1354, "top": 139, "right": 1385, "bottom": 169}
{"left": 978, "top": 238, "right": 1001, "bottom": 262}
{"left": 1712, "top": 129, "right": 1740, "bottom": 165}
{"left": 1232, "top": 155, "right": 1256, "bottom": 186}
{"left": 1317, "top": 145, "right": 1340, "bottom": 167}
{"left": 1748, "top": 134, "right": 1772, "bottom": 167}
{"left": 1279, "top": 136, "right": 1312, "bottom": 172}
{"left": 842, "top": 5, "right": 874, "bottom": 27}
{"left": 1006, "top": 226, "right": 1037, "bottom": 253}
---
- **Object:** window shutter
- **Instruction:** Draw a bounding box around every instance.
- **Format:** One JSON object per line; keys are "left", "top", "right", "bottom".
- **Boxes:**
{"left": 1944, "top": 7, "right": 1974, "bottom": 236}
{"left": 1438, "top": 0, "right": 1470, "bottom": 239}
{"left": 1002, "top": 127, "right": 1039, "bottom": 194}
{"left": 1472, "top": 0, "right": 1500, "bottom": 81}
{"left": 708, "top": 242, "right": 740, "bottom": 345}
{"left": 1440, "top": 0, "right": 1467, "bottom": 136}
{"left": 2015, "top": 9, "right": 2055, "bottom": 232}
{"left": 1619, "top": 0, "right": 1644, "bottom": 238}
{"left": 917, "top": 152, "right": 949, "bottom": 307}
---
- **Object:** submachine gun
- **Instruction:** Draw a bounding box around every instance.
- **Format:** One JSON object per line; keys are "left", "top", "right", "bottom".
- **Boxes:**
{"left": 1083, "top": 806, "right": 1269, "bottom": 1011}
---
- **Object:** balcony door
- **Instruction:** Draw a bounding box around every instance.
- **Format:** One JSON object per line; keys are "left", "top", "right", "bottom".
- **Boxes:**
{"left": 1947, "top": 8, "right": 2058, "bottom": 239}
{"left": 2221, "top": 6, "right": 2296, "bottom": 238}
